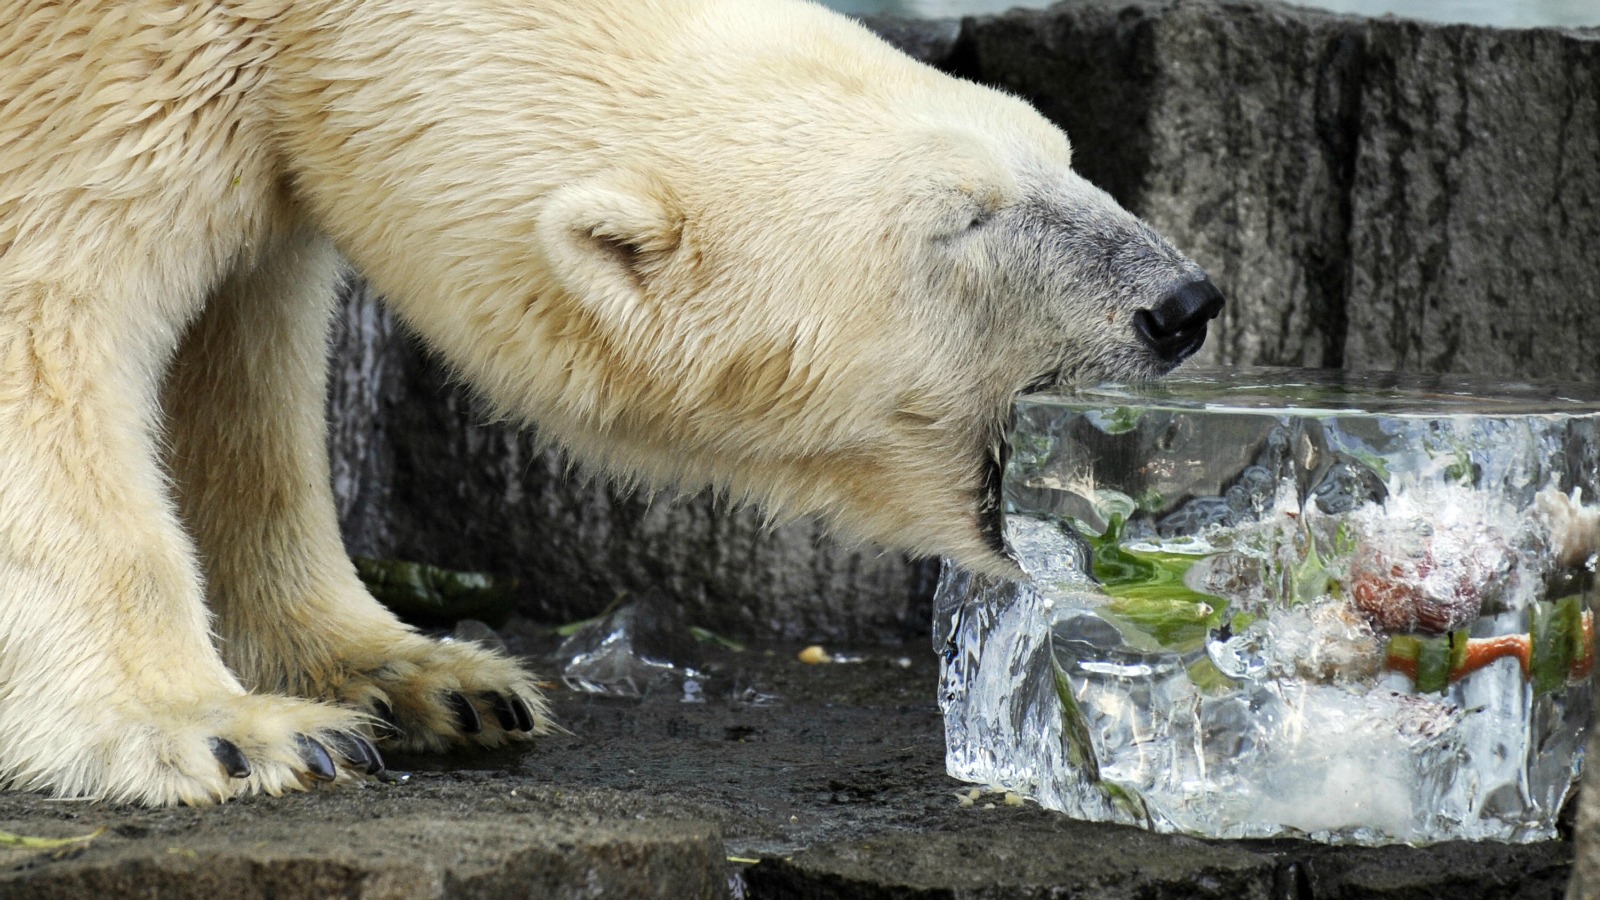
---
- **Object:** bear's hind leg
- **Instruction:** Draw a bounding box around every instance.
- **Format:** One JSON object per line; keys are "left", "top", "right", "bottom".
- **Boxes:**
{"left": 165, "top": 228, "right": 551, "bottom": 753}
{"left": 0, "top": 280, "right": 373, "bottom": 805}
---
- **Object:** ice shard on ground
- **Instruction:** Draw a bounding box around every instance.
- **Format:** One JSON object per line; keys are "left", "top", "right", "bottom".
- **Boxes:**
{"left": 937, "top": 368, "right": 1600, "bottom": 844}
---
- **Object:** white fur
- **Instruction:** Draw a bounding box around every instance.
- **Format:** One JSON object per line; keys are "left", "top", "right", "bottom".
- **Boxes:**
{"left": 0, "top": 0, "right": 1204, "bottom": 804}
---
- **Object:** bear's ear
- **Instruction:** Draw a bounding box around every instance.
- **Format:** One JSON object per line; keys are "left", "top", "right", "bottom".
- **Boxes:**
{"left": 536, "top": 172, "right": 683, "bottom": 339}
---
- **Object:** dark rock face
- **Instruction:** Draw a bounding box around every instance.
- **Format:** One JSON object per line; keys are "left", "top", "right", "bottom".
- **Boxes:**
{"left": 743, "top": 825, "right": 1282, "bottom": 899}
{"left": 1344, "top": 21, "right": 1600, "bottom": 379}
{"left": 0, "top": 805, "right": 726, "bottom": 900}
{"left": 326, "top": 0, "right": 1600, "bottom": 642}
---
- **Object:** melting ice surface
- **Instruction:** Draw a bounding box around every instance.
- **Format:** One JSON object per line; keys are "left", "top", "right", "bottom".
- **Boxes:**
{"left": 937, "top": 368, "right": 1600, "bottom": 844}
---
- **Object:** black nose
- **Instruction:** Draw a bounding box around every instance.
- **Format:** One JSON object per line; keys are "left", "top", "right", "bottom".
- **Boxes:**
{"left": 1133, "top": 277, "right": 1224, "bottom": 365}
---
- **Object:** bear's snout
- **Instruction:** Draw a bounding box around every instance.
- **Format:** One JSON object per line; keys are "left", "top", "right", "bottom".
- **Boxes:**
{"left": 1133, "top": 277, "right": 1225, "bottom": 366}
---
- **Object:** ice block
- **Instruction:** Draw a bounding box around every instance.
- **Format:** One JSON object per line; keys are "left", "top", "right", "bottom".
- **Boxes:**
{"left": 937, "top": 367, "right": 1600, "bottom": 844}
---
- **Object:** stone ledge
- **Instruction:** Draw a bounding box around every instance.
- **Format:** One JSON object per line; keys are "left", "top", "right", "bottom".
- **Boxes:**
{"left": 0, "top": 788, "right": 726, "bottom": 900}
{"left": 743, "top": 823, "right": 1281, "bottom": 899}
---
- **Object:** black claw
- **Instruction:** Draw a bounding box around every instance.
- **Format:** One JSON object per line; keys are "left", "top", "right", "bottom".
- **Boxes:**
{"left": 208, "top": 737, "right": 251, "bottom": 779}
{"left": 509, "top": 696, "right": 536, "bottom": 733}
{"left": 294, "top": 734, "right": 338, "bottom": 783}
{"left": 369, "top": 699, "right": 401, "bottom": 739}
{"left": 356, "top": 735, "right": 386, "bottom": 775}
{"left": 447, "top": 692, "right": 482, "bottom": 735}
{"left": 325, "top": 731, "right": 386, "bottom": 776}
{"left": 486, "top": 692, "right": 519, "bottom": 731}
{"left": 356, "top": 735, "right": 385, "bottom": 775}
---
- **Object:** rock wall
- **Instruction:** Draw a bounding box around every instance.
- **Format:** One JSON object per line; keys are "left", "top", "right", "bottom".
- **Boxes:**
{"left": 955, "top": 0, "right": 1600, "bottom": 380}
{"left": 327, "top": 0, "right": 1600, "bottom": 641}
{"left": 953, "top": 0, "right": 1593, "bottom": 377}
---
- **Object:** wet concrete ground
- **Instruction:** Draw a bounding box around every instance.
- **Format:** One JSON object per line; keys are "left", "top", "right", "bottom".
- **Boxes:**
{"left": 0, "top": 623, "right": 1576, "bottom": 898}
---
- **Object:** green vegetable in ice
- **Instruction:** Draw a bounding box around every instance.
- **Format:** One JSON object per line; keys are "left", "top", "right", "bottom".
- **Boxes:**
{"left": 1386, "top": 631, "right": 1469, "bottom": 694}
{"left": 1052, "top": 655, "right": 1101, "bottom": 781}
{"left": 1079, "top": 515, "right": 1227, "bottom": 650}
{"left": 1385, "top": 597, "right": 1593, "bottom": 695}
{"left": 1052, "top": 654, "right": 1152, "bottom": 826}
{"left": 1530, "top": 594, "right": 1587, "bottom": 696}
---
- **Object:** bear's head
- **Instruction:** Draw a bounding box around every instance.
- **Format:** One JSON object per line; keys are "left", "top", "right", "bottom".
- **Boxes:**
{"left": 524, "top": 9, "right": 1220, "bottom": 576}
{"left": 292, "top": 0, "right": 1221, "bottom": 577}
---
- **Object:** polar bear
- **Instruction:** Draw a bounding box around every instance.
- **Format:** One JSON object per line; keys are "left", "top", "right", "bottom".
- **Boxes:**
{"left": 0, "top": 0, "right": 1221, "bottom": 804}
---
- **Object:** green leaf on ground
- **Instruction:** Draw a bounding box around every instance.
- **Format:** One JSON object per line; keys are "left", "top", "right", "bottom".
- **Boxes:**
{"left": 0, "top": 827, "right": 105, "bottom": 850}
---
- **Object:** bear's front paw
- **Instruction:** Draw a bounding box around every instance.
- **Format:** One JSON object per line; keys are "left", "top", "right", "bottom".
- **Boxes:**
{"left": 308, "top": 635, "right": 553, "bottom": 753}
{"left": 7, "top": 693, "right": 384, "bottom": 806}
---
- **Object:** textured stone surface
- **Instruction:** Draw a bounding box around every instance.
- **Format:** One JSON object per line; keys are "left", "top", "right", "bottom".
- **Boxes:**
{"left": 746, "top": 826, "right": 1574, "bottom": 899}
{"left": 743, "top": 824, "right": 1281, "bottom": 899}
{"left": 1343, "top": 20, "right": 1600, "bottom": 380}
{"left": 0, "top": 785, "right": 727, "bottom": 900}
